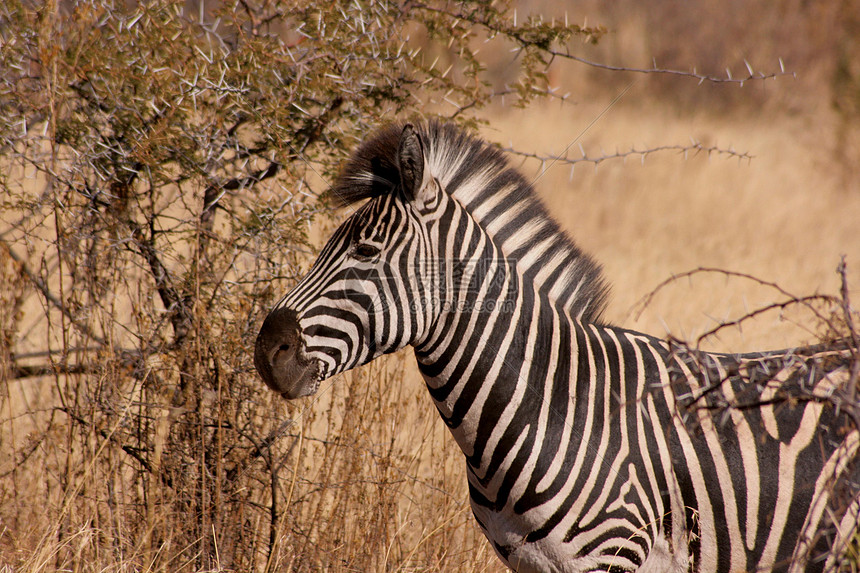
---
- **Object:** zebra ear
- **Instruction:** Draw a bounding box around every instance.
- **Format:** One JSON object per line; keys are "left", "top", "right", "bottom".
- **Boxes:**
{"left": 397, "top": 124, "right": 433, "bottom": 206}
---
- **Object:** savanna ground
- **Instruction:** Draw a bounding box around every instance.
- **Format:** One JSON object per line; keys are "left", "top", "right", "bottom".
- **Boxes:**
{"left": 1, "top": 1, "right": 859, "bottom": 571}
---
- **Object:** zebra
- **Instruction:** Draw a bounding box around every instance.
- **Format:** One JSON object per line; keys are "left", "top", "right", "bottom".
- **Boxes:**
{"left": 254, "top": 121, "right": 860, "bottom": 572}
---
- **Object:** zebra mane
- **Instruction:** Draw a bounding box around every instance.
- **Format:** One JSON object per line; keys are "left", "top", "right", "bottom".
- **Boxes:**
{"left": 328, "top": 120, "right": 610, "bottom": 323}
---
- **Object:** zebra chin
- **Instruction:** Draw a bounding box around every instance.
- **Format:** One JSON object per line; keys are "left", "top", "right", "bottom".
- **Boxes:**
{"left": 254, "top": 306, "right": 323, "bottom": 400}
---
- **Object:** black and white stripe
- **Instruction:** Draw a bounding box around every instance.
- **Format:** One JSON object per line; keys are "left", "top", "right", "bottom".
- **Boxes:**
{"left": 255, "top": 121, "right": 859, "bottom": 572}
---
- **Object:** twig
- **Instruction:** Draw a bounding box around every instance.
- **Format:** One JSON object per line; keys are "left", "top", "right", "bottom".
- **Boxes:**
{"left": 693, "top": 295, "right": 837, "bottom": 348}
{"left": 10, "top": 363, "right": 97, "bottom": 380}
{"left": 415, "top": 3, "right": 795, "bottom": 86}
{"left": 837, "top": 257, "right": 859, "bottom": 349}
{"left": 503, "top": 141, "right": 753, "bottom": 170}
{"left": 634, "top": 267, "right": 838, "bottom": 327}
{"left": 0, "top": 238, "right": 105, "bottom": 345}
{"left": 837, "top": 257, "right": 859, "bottom": 405}
{"left": 545, "top": 53, "right": 794, "bottom": 86}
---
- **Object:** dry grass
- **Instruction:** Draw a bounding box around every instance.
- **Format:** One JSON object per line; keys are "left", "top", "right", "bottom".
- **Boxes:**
{"left": 2, "top": 1, "right": 860, "bottom": 572}
{"left": 486, "top": 98, "right": 860, "bottom": 352}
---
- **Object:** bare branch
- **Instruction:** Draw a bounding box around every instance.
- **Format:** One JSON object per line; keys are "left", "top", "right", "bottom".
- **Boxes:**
{"left": 837, "top": 257, "right": 859, "bottom": 405}
{"left": 544, "top": 52, "right": 794, "bottom": 86}
{"left": 0, "top": 238, "right": 105, "bottom": 345}
{"left": 634, "top": 267, "right": 838, "bottom": 325}
{"left": 692, "top": 295, "right": 838, "bottom": 348}
{"left": 503, "top": 141, "right": 753, "bottom": 170}
{"left": 415, "top": 3, "right": 794, "bottom": 86}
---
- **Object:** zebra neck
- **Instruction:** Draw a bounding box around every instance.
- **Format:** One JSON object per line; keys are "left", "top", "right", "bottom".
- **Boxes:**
{"left": 413, "top": 257, "right": 558, "bottom": 470}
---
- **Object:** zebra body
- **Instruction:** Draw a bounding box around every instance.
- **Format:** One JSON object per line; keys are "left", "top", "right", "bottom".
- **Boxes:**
{"left": 255, "top": 122, "right": 859, "bottom": 571}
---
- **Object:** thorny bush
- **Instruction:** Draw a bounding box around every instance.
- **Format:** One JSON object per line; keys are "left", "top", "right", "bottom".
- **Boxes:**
{"left": 0, "top": 1, "right": 607, "bottom": 571}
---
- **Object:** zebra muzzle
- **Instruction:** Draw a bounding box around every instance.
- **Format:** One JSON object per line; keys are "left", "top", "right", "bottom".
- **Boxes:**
{"left": 254, "top": 306, "right": 322, "bottom": 399}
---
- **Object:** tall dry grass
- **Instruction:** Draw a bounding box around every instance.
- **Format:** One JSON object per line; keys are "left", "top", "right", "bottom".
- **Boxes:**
{"left": 2, "top": 1, "right": 859, "bottom": 572}
{"left": 0, "top": 206, "right": 502, "bottom": 572}
{"left": 487, "top": 99, "right": 860, "bottom": 353}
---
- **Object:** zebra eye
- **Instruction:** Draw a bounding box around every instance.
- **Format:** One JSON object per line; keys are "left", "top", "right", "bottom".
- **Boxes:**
{"left": 352, "top": 243, "right": 380, "bottom": 260}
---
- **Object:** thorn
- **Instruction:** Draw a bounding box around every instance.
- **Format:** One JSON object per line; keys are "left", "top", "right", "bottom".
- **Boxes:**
{"left": 779, "top": 58, "right": 785, "bottom": 73}
{"left": 744, "top": 59, "right": 754, "bottom": 76}
{"left": 726, "top": 67, "right": 732, "bottom": 80}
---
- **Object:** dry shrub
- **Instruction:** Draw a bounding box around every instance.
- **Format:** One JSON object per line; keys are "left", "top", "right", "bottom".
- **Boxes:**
{"left": 0, "top": 1, "right": 587, "bottom": 571}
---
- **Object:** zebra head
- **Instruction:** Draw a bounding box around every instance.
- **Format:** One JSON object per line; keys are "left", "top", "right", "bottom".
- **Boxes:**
{"left": 255, "top": 124, "right": 448, "bottom": 399}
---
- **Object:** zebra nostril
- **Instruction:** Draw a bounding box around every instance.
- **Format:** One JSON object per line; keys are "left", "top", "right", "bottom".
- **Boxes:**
{"left": 273, "top": 344, "right": 293, "bottom": 368}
